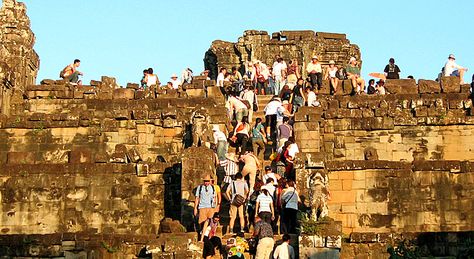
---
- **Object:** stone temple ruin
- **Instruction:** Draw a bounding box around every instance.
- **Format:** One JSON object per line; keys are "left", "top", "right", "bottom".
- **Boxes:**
{"left": 204, "top": 30, "right": 360, "bottom": 80}
{"left": 1, "top": 0, "right": 474, "bottom": 258}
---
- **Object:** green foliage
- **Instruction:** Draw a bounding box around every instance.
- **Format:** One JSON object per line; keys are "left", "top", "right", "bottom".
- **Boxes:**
{"left": 298, "top": 212, "right": 332, "bottom": 235}
{"left": 101, "top": 241, "right": 119, "bottom": 254}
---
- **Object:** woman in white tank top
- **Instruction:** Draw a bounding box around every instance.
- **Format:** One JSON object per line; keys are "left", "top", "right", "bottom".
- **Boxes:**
{"left": 324, "top": 60, "right": 339, "bottom": 95}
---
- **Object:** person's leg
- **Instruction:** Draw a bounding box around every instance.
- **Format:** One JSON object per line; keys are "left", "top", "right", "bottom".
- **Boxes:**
{"left": 459, "top": 69, "right": 465, "bottom": 84}
{"left": 67, "top": 72, "right": 79, "bottom": 83}
{"left": 217, "top": 140, "right": 226, "bottom": 161}
{"left": 229, "top": 205, "right": 237, "bottom": 234}
{"left": 270, "top": 115, "right": 277, "bottom": 141}
{"left": 240, "top": 135, "right": 248, "bottom": 156}
{"left": 248, "top": 109, "right": 253, "bottom": 123}
{"left": 286, "top": 208, "right": 295, "bottom": 234}
{"left": 357, "top": 78, "right": 366, "bottom": 92}
{"left": 349, "top": 75, "right": 357, "bottom": 93}
{"left": 257, "top": 139, "right": 265, "bottom": 160}
{"left": 265, "top": 115, "right": 271, "bottom": 137}
{"left": 316, "top": 72, "right": 323, "bottom": 89}
{"left": 238, "top": 206, "right": 245, "bottom": 232}
{"left": 248, "top": 167, "right": 257, "bottom": 193}
{"left": 241, "top": 165, "right": 251, "bottom": 178}
{"left": 252, "top": 140, "right": 259, "bottom": 158}
{"left": 309, "top": 73, "right": 317, "bottom": 88}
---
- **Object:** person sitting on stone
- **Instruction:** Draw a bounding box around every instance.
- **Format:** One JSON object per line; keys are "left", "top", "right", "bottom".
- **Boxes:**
{"left": 306, "top": 87, "right": 320, "bottom": 107}
{"left": 181, "top": 67, "right": 193, "bottom": 86}
{"left": 217, "top": 68, "right": 227, "bottom": 88}
{"left": 140, "top": 69, "right": 148, "bottom": 89}
{"left": 60, "top": 59, "right": 83, "bottom": 85}
{"left": 384, "top": 58, "right": 401, "bottom": 79}
{"left": 444, "top": 54, "right": 468, "bottom": 84}
{"left": 346, "top": 57, "right": 365, "bottom": 95}
{"left": 375, "top": 79, "right": 386, "bottom": 95}
{"left": 306, "top": 56, "right": 323, "bottom": 90}
{"left": 324, "top": 60, "right": 339, "bottom": 94}
{"left": 367, "top": 79, "right": 376, "bottom": 95}
{"left": 145, "top": 68, "right": 160, "bottom": 89}
{"left": 170, "top": 74, "right": 180, "bottom": 89}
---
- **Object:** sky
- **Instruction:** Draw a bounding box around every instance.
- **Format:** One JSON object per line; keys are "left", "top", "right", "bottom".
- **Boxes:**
{"left": 12, "top": 0, "right": 474, "bottom": 86}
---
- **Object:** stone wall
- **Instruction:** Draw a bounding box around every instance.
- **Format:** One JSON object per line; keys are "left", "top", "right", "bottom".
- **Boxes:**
{"left": 293, "top": 78, "right": 474, "bottom": 246}
{"left": 204, "top": 30, "right": 361, "bottom": 80}
{"left": 0, "top": 78, "right": 228, "bottom": 238}
{"left": 0, "top": 0, "right": 40, "bottom": 115}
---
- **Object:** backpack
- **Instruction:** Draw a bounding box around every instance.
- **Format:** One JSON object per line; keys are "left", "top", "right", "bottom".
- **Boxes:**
{"left": 59, "top": 66, "right": 68, "bottom": 78}
{"left": 198, "top": 184, "right": 216, "bottom": 207}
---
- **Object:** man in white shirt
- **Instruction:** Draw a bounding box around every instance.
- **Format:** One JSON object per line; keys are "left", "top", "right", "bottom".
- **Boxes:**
{"left": 216, "top": 68, "right": 227, "bottom": 88}
{"left": 272, "top": 57, "right": 287, "bottom": 95}
{"left": 240, "top": 85, "right": 257, "bottom": 122}
{"left": 273, "top": 234, "right": 295, "bottom": 259}
{"left": 444, "top": 54, "right": 468, "bottom": 84}
{"left": 264, "top": 97, "right": 282, "bottom": 140}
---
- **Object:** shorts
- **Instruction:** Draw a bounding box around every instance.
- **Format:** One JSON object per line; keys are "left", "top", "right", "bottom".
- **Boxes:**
{"left": 198, "top": 207, "right": 215, "bottom": 224}
{"left": 451, "top": 70, "right": 460, "bottom": 77}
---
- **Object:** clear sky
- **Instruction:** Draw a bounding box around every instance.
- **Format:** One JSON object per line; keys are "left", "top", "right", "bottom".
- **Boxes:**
{"left": 14, "top": 0, "right": 474, "bottom": 86}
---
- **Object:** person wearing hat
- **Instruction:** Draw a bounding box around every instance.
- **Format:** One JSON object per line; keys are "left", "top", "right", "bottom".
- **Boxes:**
{"left": 306, "top": 55, "right": 323, "bottom": 89}
{"left": 324, "top": 60, "right": 339, "bottom": 94}
{"left": 384, "top": 58, "right": 401, "bottom": 80}
{"left": 444, "top": 54, "right": 468, "bottom": 84}
{"left": 212, "top": 125, "right": 228, "bottom": 162}
{"left": 194, "top": 175, "right": 218, "bottom": 234}
{"left": 200, "top": 70, "right": 211, "bottom": 80}
{"left": 170, "top": 73, "right": 180, "bottom": 89}
{"left": 346, "top": 57, "right": 365, "bottom": 95}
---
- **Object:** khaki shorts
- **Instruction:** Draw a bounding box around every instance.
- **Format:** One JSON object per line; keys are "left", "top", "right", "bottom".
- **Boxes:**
{"left": 198, "top": 207, "right": 215, "bottom": 224}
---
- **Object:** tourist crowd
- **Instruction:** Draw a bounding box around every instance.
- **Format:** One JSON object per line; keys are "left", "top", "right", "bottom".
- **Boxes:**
{"left": 58, "top": 53, "right": 470, "bottom": 259}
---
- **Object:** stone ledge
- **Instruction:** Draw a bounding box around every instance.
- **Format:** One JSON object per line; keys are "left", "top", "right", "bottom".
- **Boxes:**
{"left": 325, "top": 160, "right": 474, "bottom": 173}
{"left": 0, "top": 162, "right": 171, "bottom": 175}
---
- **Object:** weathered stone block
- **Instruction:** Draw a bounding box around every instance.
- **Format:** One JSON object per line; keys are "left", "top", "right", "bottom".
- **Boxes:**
{"left": 384, "top": 79, "right": 418, "bottom": 94}
{"left": 113, "top": 88, "right": 135, "bottom": 99}
{"left": 7, "top": 152, "right": 36, "bottom": 164}
{"left": 441, "top": 76, "right": 460, "bottom": 93}
{"left": 69, "top": 149, "right": 94, "bottom": 163}
{"left": 186, "top": 88, "right": 205, "bottom": 98}
{"left": 418, "top": 79, "right": 441, "bottom": 93}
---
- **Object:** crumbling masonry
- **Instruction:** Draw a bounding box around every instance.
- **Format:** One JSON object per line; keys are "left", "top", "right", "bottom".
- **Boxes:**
{"left": 0, "top": 0, "right": 474, "bottom": 258}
